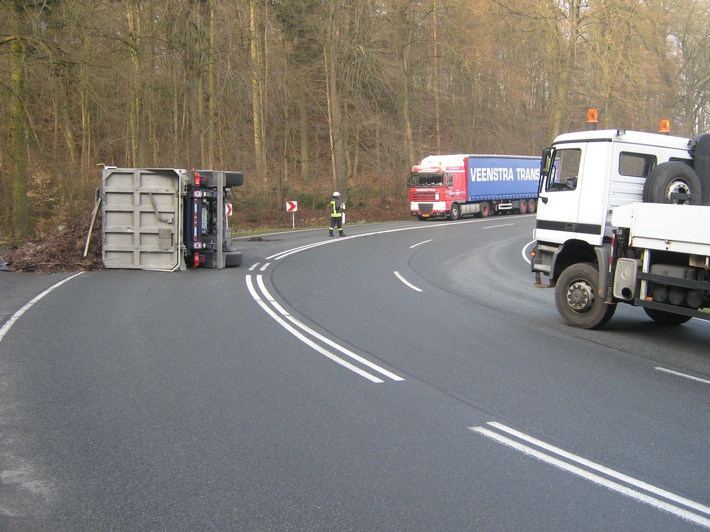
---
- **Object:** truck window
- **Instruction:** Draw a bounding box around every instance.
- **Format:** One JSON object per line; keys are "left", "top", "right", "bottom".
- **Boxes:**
{"left": 409, "top": 173, "right": 444, "bottom": 187}
{"left": 445, "top": 173, "right": 453, "bottom": 187}
{"left": 619, "top": 152, "right": 656, "bottom": 177}
{"left": 547, "top": 148, "right": 581, "bottom": 191}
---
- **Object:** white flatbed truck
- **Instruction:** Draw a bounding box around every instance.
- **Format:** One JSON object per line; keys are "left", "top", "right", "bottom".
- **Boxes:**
{"left": 531, "top": 129, "right": 710, "bottom": 328}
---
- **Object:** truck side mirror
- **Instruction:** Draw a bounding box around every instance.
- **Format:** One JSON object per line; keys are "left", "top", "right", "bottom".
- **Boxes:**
{"left": 539, "top": 147, "right": 554, "bottom": 198}
{"left": 540, "top": 147, "right": 553, "bottom": 178}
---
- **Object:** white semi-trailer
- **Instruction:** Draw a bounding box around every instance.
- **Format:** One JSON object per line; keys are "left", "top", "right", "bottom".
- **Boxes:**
{"left": 531, "top": 129, "right": 710, "bottom": 329}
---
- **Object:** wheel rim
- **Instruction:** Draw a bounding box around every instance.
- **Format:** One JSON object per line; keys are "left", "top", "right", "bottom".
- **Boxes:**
{"left": 566, "top": 280, "right": 594, "bottom": 313}
{"left": 666, "top": 179, "right": 691, "bottom": 203}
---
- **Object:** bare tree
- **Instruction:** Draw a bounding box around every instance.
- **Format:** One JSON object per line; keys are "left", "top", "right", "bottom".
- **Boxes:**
{"left": 249, "top": 0, "right": 267, "bottom": 185}
{"left": 4, "top": 1, "right": 31, "bottom": 236}
{"left": 667, "top": 0, "right": 710, "bottom": 134}
{"left": 2, "top": 0, "right": 709, "bottom": 238}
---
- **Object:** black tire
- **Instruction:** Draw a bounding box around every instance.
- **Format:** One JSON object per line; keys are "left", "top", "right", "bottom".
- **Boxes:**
{"left": 224, "top": 250, "right": 242, "bottom": 268}
{"left": 450, "top": 203, "right": 461, "bottom": 220}
{"left": 518, "top": 199, "right": 528, "bottom": 214}
{"left": 643, "top": 307, "right": 692, "bottom": 326}
{"left": 642, "top": 162, "right": 701, "bottom": 205}
{"left": 478, "top": 202, "right": 490, "bottom": 218}
{"left": 225, "top": 172, "right": 244, "bottom": 188}
{"left": 527, "top": 199, "right": 536, "bottom": 213}
{"left": 555, "top": 262, "right": 617, "bottom": 329}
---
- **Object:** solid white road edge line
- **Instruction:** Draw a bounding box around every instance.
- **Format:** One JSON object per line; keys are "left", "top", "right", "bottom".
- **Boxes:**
{"left": 471, "top": 422, "right": 710, "bottom": 527}
{"left": 394, "top": 271, "right": 423, "bottom": 292}
{"left": 0, "top": 272, "right": 84, "bottom": 344}
{"left": 267, "top": 218, "right": 498, "bottom": 261}
{"left": 246, "top": 275, "right": 384, "bottom": 383}
{"left": 255, "top": 275, "right": 403, "bottom": 382}
{"left": 655, "top": 367, "right": 710, "bottom": 385}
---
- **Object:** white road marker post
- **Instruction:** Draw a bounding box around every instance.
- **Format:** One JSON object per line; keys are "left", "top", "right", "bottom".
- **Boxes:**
{"left": 286, "top": 200, "right": 298, "bottom": 229}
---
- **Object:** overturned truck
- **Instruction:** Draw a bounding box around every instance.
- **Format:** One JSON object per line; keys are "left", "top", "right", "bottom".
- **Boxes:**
{"left": 101, "top": 168, "right": 244, "bottom": 271}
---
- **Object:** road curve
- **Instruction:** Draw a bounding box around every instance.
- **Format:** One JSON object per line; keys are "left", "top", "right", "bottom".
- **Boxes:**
{"left": 1, "top": 217, "right": 709, "bottom": 530}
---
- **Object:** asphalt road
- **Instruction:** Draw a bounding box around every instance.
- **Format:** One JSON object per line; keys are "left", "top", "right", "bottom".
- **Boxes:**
{"left": 1, "top": 215, "right": 709, "bottom": 530}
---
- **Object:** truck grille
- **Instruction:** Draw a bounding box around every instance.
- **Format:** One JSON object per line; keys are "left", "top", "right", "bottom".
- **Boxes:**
{"left": 413, "top": 191, "right": 436, "bottom": 201}
{"left": 419, "top": 203, "right": 434, "bottom": 214}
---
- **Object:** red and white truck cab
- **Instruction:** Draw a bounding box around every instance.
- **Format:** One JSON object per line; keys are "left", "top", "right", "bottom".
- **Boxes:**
{"left": 408, "top": 155, "right": 468, "bottom": 220}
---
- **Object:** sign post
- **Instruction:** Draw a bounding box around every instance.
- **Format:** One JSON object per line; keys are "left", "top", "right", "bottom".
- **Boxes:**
{"left": 286, "top": 200, "right": 298, "bottom": 228}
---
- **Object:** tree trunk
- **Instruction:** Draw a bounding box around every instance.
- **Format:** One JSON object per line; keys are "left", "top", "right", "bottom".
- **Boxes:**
{"left": 126, "top": 0, "right": 142, "bottom": 166}
{"left": 249, "top": 0, "right": 267, "bottom": 185}
{"left": 9, "top": 2, "right": 28, "bottom": 237}
{"left": 433, "top": 0, "right": 441, "bottom": 153}
{"left": 401, "top": 60, "right": 415, "bottom": 166}
{"left": 548, "top": 0, "right": 581, "bottom": 140}
{"left": 299, "top": 73, "right": 310, "bottom": 182}
{"left": 207, "top": 0, "right": 216, "bottom": 168}
{"left": 324, "top": 23, "right": 347, "bottom": 196}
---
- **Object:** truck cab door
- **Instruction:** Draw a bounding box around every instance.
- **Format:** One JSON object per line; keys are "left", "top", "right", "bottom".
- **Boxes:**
{"left": 534, "top": 146, "right": 585, "bottom": 243}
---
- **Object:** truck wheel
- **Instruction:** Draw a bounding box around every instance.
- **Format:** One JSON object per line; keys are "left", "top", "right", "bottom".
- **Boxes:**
{"left": 555, "top": 262, "right": 617, "bottom": 329}
{"left": 450, "top": 203, "right": 461, "bottom": 220}
{"left": 643, "top": 162, "right": 702, "bottom": 205}
{"left": 475, "top": 202, "right": 490, "bottom": 218}
{"left": 224, "top": 171, "right": 244, "bottom": 188}
{"left": 518, "top": 200, "right": 528, "bottom": 214}
{"left": 643, "top": 307, "right": 692, "bottom": 326}
{"left": 527, "top": 199, "right": 536, "bottom": 213}
{"left": 223, "top": 250, "right": 242, "bottom": 268}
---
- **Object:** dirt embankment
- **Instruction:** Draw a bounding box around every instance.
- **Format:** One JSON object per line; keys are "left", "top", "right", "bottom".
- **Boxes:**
{"left": 1, "top": 200, "right": 410, "bottom": 273}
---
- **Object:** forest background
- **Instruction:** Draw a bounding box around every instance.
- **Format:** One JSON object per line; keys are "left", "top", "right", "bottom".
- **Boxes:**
{"left": 1, "top": 0, "right": 709, "bottom": 242}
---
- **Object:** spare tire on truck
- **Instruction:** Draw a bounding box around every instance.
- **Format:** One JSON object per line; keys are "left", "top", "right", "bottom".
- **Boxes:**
{"left": 642, "top": 161, "right": 702, "bottom": 205}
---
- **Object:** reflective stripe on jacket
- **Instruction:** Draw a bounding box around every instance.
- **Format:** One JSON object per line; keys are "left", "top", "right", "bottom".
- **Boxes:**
{"left": 329, "top": 199, "right": 343, "bottom": 217}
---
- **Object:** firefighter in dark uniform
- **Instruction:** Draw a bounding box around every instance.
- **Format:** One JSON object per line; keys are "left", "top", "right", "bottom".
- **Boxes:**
{"left": 328, "top": 191, "right": 346, "bottom": 237}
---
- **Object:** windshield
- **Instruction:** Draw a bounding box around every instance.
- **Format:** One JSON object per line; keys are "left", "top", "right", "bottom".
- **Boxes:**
{"left": 409, "top": 172, "right": 444, "bottom": 187}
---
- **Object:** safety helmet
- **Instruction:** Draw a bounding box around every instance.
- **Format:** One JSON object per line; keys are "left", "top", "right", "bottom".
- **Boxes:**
{"left": 332, "top": 191, "right": 340, "bottom": 197}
